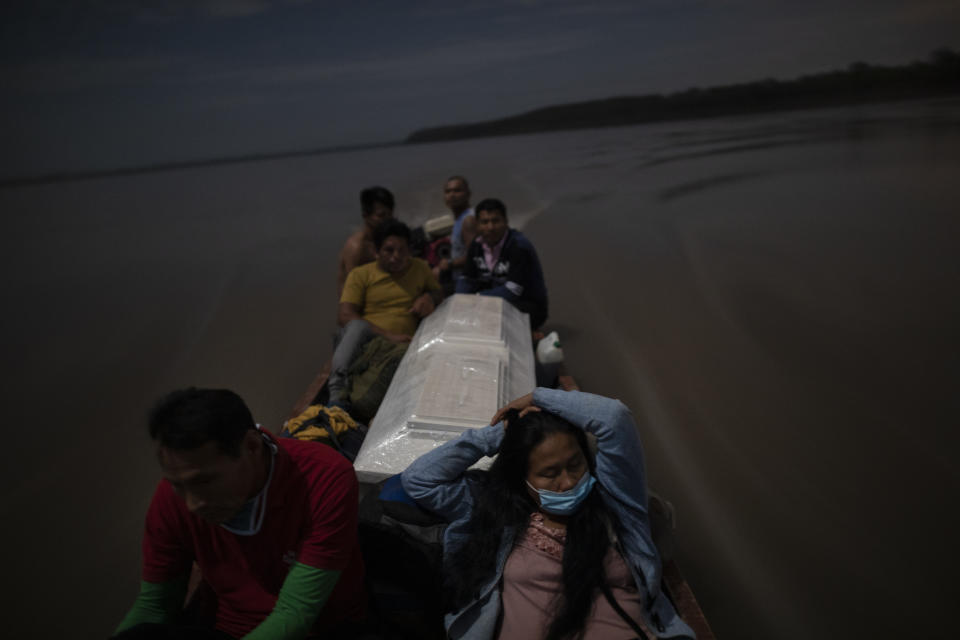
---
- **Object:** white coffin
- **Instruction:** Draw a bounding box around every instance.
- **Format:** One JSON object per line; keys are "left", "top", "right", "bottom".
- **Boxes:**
{"left": 352, "top": 294, "right": 534, "bottom": 482}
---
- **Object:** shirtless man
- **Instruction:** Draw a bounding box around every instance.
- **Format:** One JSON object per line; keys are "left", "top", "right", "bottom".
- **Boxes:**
{"left": 336, "top": 186, "right": 394, "bottom": 297}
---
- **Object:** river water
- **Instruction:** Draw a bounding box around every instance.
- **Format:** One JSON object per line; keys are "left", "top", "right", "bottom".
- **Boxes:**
{"left": 2, "top": 99, "right": 958, "bottom": 638}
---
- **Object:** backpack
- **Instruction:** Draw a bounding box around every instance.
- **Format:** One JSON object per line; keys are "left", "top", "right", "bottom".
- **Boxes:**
{"left": 347, "top": 336, "right": 407, "bottom": 423}
{"left": 358, "top": 475, "right": 448, "bottom": 640}
{"left": 283, "top": 404, "right": 369, "bottom": 462}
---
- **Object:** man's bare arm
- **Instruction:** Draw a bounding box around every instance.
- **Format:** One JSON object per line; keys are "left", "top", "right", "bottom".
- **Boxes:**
{"left": 337, "top": 301, "right": 365, "bottom": 328}
{"left": 337, "top": 302, "right": 411, "bottom": 343}
{"left": 408, "top": 291, "right": 442, "bottom": 319}
{"left": 336, "top": 234, "right": 367, "bottom": 297}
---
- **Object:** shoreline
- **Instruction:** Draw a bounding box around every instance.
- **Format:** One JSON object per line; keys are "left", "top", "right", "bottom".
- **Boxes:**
{"left": 405, "top": 49, "right": 960, "bottom": 144}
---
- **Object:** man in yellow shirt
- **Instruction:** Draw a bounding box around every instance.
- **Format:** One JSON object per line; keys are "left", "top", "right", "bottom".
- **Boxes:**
{"left": 330, "top": 219, "right": 441, "bottom": 406}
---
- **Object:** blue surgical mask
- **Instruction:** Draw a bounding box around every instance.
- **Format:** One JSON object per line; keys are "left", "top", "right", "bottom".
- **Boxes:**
{"left": 526, "top": 472, "right": 596, "bottom": 516}
{"left": 220, "top": 427, "right": 277, "bottom": 536}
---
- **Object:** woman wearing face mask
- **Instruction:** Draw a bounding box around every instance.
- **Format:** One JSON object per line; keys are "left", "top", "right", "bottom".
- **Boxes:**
{"left": 401, "top": 389, "right": 696, "bottom": 640}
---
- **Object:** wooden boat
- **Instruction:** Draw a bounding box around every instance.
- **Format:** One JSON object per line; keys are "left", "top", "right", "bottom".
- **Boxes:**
{"left": 284, "top": 336, "right": 716, "bottom": 640}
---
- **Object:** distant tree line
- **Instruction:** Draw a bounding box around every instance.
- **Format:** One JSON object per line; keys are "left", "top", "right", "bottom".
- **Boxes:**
{"left": 405, "top": 48, "right": 960, "bottom": 144}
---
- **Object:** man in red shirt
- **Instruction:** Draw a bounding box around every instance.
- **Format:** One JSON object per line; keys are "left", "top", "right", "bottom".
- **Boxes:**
{"left": 113, "top": 388, "right": 365, "bottom": 639}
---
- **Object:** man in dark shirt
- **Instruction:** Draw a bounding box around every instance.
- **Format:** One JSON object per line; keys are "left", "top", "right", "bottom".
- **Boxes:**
{"left": 455, "top": 198, "right": 549, "bottom": 329}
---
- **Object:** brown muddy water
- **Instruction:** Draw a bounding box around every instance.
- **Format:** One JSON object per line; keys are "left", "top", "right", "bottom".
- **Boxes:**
{"left": 2, "top": 99, "right": 958, "bottom": 639}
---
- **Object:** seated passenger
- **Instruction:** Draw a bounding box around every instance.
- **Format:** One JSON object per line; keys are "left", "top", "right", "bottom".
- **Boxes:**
{"left": 401, "top": 389, "right": 696, "bottom": 640}
{"left": 114, "top": 388, "right": 366, "bottom": 640}
{"left": 433, "top": 175, "right": 477, "bottom": 283}
{"left": 336, "top": 185, "right": 394, "bottom": 298}
{"left": 455, "top": 198, "right": 548, "bottom": 329}
{"left": 330, "top": 219, "right": 441, "bottom": 406}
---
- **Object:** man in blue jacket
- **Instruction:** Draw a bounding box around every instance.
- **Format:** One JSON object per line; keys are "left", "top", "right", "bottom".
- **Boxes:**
{"left": 455, "top": 198, "right": 549, "bottom": 329}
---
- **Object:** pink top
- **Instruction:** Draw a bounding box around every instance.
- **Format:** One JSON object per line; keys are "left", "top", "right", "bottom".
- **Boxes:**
{"left": 497, "top": 512, "right": 652, "bottom": 640}
{"left": 481, "top": 231, "right": 508, "bottom": 272}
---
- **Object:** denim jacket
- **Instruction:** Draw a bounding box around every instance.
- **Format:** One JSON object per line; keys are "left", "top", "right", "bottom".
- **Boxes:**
{"left": 401, "top": 388, "right": 696, "bottom": 640}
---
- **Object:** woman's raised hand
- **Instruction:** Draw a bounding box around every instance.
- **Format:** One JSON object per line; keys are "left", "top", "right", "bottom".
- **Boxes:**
{"left": 490, "top": 392, "right": 541, "bottom": 427}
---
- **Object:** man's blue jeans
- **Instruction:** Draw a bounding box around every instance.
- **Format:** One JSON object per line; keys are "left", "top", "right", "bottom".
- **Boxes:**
{"left": 328, "top": 318, "right": 375, "bottom": 405}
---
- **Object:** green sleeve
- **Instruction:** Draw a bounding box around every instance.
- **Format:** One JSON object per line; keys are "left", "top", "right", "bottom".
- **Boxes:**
{"left": 114, "top": 575, "right": 188, "bottom": 633}
{"left": 243, "top": 562, "right": 342, "bottom": 640}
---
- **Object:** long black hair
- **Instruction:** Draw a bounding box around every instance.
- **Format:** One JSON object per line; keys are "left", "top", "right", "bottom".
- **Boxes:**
{"left": 444, "top": 409, "right": 617, "bottom": 640}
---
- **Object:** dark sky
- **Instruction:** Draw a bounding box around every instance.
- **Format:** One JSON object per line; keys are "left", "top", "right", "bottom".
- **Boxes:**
{"left": 2, "top": 0, "right": 958, "bottom": 176}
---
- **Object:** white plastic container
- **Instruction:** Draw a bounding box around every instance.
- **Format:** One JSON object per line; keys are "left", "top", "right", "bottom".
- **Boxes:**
{"left": 423, "top": 213, "right": 455, "bottom": 239}
{"left": 537, "top": 331, "right": 564, "bottom": 364}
